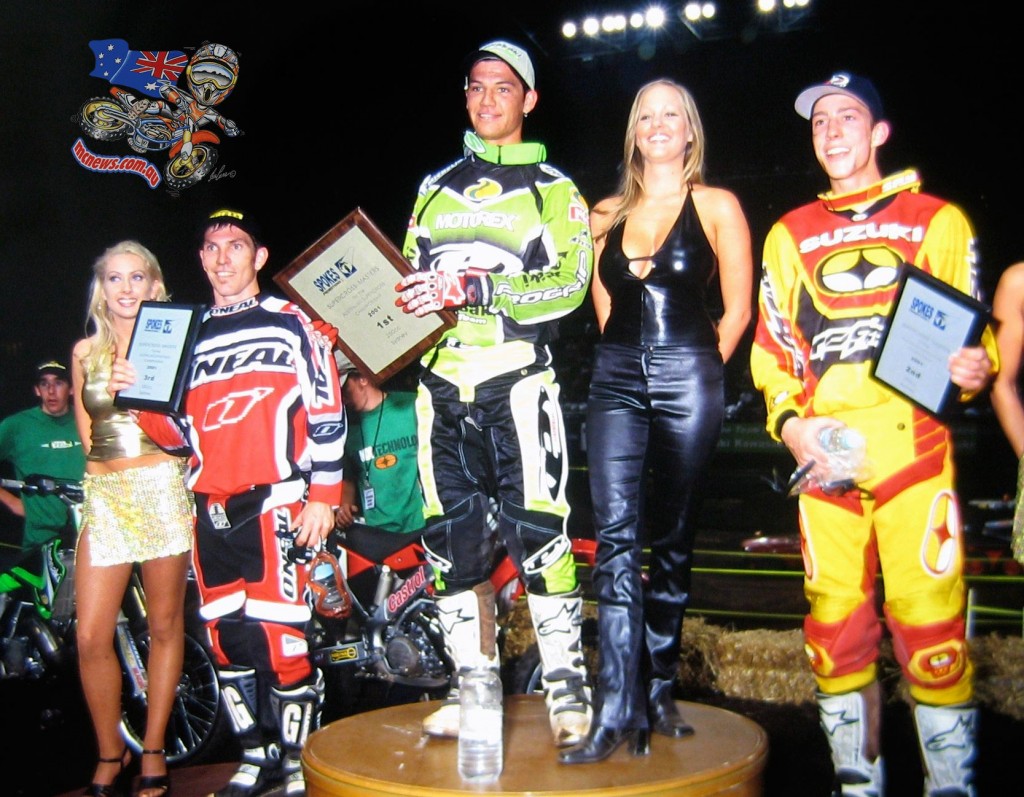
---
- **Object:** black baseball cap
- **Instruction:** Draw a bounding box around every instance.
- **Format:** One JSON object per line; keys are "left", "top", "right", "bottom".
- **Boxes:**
{"left": 36, "top": 360, "right": 70, "bottom": 383}
{"left": 794, "top": 71, "right": 885, "bottom": 121}
{"left": 200, "top": 207, "right": 264, "bottom": 247}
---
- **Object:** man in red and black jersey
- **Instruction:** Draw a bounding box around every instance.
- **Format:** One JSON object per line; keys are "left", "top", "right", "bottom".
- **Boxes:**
{"left": 750, "top": 73, "right": 995, "bottom": 797}
{"left": 117, "top": 208, "right": 344, "bottom": 797}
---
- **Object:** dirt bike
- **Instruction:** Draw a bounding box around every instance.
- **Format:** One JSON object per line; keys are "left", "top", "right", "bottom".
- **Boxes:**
{"left": 0, "top": 474, "right": 226, "bottom": 765}
{"left": 301, "top": 522, "right": 598, "bottom": 716}
{"left": 74, "top": 87, "right": 222, "bottom": 190}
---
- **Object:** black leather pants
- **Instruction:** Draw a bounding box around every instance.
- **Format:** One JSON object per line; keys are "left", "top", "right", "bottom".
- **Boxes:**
{"left": 586, "top": 343, "right": 724, "bottom": 728}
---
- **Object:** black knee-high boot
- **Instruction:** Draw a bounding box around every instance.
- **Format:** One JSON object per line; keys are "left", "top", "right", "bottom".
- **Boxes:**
{"left": 560, "top": 540, "right": 650, "bottom": 765}
{"left": 643, "top": 596, "right": 694, "bottom": 738}
{"left": 560, "top": 602, "right": 651, "bottom": 764}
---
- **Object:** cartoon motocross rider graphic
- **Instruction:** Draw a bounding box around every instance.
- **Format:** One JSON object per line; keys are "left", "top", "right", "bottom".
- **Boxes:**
{"left": 150, "top": 43, "right": 239, "bottom": 155}
{"left": 106, "top": 42, "right": 241, "bottom": 187}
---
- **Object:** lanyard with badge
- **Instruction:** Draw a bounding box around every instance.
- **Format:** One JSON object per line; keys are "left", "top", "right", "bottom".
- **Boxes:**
{"left": 358, "top": 398, "right": 385, "bottom": 511}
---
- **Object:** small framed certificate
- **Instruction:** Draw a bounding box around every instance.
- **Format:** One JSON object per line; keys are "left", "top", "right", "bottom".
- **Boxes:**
{"left": 871, "top": 265, "right": 991, "bottom": 418}
{"left": 114, "top": 301, "right": 203, "bottom": 414}
{"left": 273, "top": 207, "right": 455, "bottom": 385}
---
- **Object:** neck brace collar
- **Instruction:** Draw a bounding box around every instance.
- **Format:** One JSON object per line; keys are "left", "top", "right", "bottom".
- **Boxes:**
{"left": 819, "top": 168, "right": 921, "bottom": 212}
{"left": 463, "top": 130, "right": 546, "bottom": 165}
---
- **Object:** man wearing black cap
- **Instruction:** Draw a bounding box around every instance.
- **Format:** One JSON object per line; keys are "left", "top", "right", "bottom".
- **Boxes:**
{"left": 395, "top": 40, "right": 594, "bottom": 748}
{"left": 118, "top": 208, "right": 345, "bottom": 796}
{"left": 750, "top": 72, "right": 995, "bottom": 796}
{"left": 0, "top": 360, "right": 85, "bottom": 552}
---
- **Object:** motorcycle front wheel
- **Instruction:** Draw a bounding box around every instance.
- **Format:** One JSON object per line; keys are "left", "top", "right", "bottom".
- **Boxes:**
{"left": 120, "top": 630, "right": 230, "bottom": 765}
{"left": 164, "top": 145, "right": 217, "bottom": 190}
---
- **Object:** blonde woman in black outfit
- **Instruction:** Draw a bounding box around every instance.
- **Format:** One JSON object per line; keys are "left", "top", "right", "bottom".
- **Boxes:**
{"left": 561, "top": 79, "right": 752, "bottom": 764}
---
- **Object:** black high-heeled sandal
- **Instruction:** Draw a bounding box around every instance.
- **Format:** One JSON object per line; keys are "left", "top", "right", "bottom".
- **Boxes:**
{"left": 134, "top": 749, "right": 170, "bottom": 797}
{"left": 558, "top": 724, "right": 651, "bottom": 764}
{"left": 84, "top": 747, "right": 131, "bottom": 796}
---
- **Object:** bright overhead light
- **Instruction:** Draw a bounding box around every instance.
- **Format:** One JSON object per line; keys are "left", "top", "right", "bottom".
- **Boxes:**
{"left": 562, "top": 21, "right": 577, "bottom": 38}
{"left": 602, "top": 14, "right": 627, "bottom": 32}
{"left": 645, "top": 6, "right": 666, "bottom": 28}
{"left": 582, "top": 16, "right": 600, "bottom": 35}
{"left": 685, "top": 1, "right": 717, "bottom": 20}
{"left": 630, "top": 12, "right": 645, "bottom": 28}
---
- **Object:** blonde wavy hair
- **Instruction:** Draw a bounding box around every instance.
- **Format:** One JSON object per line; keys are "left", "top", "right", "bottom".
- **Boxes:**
{"left": 599, "top": 79, "right": 708, "bottom": 237}
{"left": 82, "top": 240, "right": 169, "bottom": 376}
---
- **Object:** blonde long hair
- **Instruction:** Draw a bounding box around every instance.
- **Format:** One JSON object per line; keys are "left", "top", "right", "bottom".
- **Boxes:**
{"left": 82, "top": 240, "right": 169, "bottom": 376}
{"left": 600, "top": 79, "right": 708, "bottom": 236}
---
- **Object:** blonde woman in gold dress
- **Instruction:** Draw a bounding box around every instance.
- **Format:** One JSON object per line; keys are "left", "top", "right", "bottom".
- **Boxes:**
{"left": 71, "top": 240, "right": 195, "bottom": 797}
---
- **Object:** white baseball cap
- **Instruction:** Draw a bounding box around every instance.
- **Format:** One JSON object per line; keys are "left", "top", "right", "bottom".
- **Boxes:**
{"left": 463, "top": 40, "right": 535, "bottom": 91}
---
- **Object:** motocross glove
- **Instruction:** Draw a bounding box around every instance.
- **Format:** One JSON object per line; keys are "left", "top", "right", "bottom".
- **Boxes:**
{"left": 309, "top": 318, "right": 339, "bottom": 350}
{"left": 394, "top": 271, "right": 490, "bottom": 318}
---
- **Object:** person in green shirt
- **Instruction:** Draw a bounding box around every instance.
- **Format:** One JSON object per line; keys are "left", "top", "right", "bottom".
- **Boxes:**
{"left": 335, "top": 367, "right": 425, "bottom": 536}
{"left": 0, "top": 360, "right": 85, "bottom": 551}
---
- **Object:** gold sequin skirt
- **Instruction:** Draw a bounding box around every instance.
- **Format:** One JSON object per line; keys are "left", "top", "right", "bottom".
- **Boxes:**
{"left": 82, "top": 458, "right": 195, "bottom": 566}
{"left": 1013, "top": 455, "right": 1024, "bottom": 566}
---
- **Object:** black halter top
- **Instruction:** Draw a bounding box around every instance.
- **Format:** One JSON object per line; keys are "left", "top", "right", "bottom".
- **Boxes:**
{"left": 598, "top": 189, "right": 719, "bottom": 347}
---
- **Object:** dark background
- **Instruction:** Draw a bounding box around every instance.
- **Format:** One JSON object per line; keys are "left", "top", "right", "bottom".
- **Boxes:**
{"left": 2, "top": 7, "right": 1021, "bottom": 793}
{"left": 1, "top": 1, "right": 1019, "bottom": 439}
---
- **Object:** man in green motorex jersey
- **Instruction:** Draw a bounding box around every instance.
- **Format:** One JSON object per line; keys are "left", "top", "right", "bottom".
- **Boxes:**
{"left": 395, "top": 39, "right": 594, "bottom": 749}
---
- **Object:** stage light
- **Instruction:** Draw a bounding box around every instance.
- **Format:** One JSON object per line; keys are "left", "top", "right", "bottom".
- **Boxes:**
{"left": 754, "top": 0, "right": 815, "bottom": 31}
{"left": 684, "top": 2, "right": 716, "bottom": 22}
{"left": 602, "top": 14, "right": 627, "bottom": 32}
{"left": 554, "top": 0, "right": 813, "bottom": 56}
{"left": 645, "top": 6, "right": 667, "bottom": 28}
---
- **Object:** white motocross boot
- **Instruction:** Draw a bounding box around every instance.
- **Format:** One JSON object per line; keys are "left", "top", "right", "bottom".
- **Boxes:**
{"left": 914, "top": 702, "right": 978, "bottom": 797}
{"left": 817, "top": 690, "right": 885, "bottom": 797}
{"left": 422, "top": 583, "right": 498, "bottom": 738}
{"left": 527, "top": 591, "right": 593, "bottom": 747}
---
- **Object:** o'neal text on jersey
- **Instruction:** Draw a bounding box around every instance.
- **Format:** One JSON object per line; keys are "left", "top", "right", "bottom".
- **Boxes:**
{"left": 799, "top": 222, "right": 925, "bottom": 254}
{"left": 192, "top": 341, "right": 295, "bottom": 385}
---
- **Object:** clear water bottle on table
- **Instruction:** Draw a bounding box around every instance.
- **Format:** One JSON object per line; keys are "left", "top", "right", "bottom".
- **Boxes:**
{"left": 458, "top": 666, "right": 503, "bottom": 781}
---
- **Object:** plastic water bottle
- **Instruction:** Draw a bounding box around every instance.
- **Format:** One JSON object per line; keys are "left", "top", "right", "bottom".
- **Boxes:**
{"left": 458, "top": 666, "right": 503, "bottom": 781}
{"left": 818, "top": 427, "right": 867, "bottom": 484}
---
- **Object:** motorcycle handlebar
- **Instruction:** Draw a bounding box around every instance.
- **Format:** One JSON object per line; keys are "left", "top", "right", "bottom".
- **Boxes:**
{"left": 0, "top": 474, "right": 84, "bottom": 504}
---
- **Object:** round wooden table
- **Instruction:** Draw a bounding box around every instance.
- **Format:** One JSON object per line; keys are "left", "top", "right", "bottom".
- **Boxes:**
{"left": 303, "top": 695, "right": 767, "bottom": 796}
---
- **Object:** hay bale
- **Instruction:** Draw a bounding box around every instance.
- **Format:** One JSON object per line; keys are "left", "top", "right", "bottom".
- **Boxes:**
{"left": 707, "top": 626, "right": 817, "bottom": 704}
{"left": 499, "top": 599, "right": 536, "bottom": 660}
{"left": 677, "top": 616, "right": 722, "bottom": 692}
{"left": 969, "top": 634, "right": 1024, "bottom": 721}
